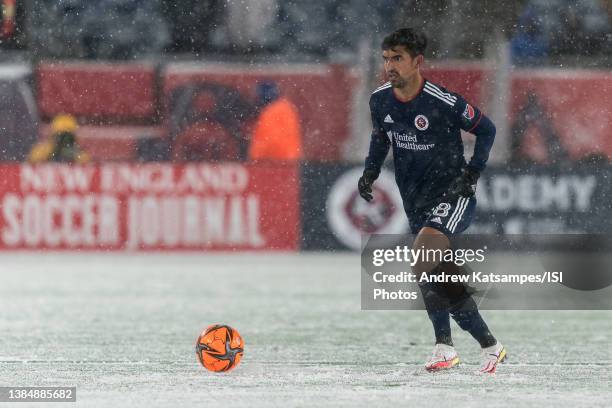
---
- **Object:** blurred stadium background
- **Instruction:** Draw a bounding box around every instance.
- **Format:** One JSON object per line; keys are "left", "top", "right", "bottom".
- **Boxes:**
{"left": 0, "top": 2, "right": 611, "bottom": 406}
{"left": 0, "top": 0, "right": 609, "bottom": 250}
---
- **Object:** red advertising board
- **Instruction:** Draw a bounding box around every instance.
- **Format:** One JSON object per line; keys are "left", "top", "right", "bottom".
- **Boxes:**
{"left": 163, "top": 63, "right": 355, "bottom": 161}
{"left": 0, "top": 164, "right": 299, "bottom": 251}
{"left": 511, "top": 69, "right": 612, "bottom": 162}
{"left": 36, "top": 62, "right": 157, "bottom": 120}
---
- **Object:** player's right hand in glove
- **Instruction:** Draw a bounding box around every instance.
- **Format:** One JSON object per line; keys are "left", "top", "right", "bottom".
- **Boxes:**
{"left": 358, "top": 169, "right": 378, "bottom": 202}
{"left": 449, "top": 167, "right": 479, "bottom": 198}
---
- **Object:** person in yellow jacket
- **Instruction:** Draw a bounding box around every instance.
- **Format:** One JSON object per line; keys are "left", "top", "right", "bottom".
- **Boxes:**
{"left": 29, "top": 114, "right": 90, "bottom": 164}
{"left": 248, "top": 81, "right": 302, "bottom": 161}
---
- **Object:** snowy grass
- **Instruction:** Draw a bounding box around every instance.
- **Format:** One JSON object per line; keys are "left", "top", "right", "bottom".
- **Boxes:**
{"left": 0, "top": 253, "right": 610, "bottom": 407}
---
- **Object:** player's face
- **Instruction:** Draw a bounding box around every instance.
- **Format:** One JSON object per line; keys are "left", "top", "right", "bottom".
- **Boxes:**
{"left": 382, "top": 47, "right": 422, "bottom": 88}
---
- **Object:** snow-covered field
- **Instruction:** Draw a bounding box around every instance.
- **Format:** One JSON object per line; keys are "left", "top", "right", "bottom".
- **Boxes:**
{"left": 0, "top": 253, "right": 610, "bottom": 407}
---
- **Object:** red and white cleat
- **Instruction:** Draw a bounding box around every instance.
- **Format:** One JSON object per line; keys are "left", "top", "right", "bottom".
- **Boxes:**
{"left": 478, "top": 342, "right": 507, "bottom": 374}
{"left": 425, "top": 344, "right": 460, "bottom": 372}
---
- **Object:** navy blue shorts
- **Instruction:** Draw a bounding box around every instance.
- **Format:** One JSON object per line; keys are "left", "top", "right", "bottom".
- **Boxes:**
{"left": 408, "top": 196, "right": 476, "bottom": 236}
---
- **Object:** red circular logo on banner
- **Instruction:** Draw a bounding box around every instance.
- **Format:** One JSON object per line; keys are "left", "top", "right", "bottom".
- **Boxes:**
{"left": 326, "top": 168, "right": 408, "bottom": 250}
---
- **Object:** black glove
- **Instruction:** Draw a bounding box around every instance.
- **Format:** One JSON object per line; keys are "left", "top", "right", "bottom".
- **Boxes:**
{"left": 449, "top": 167, "right": 480, "bottom": 198}
{"left": 358, "top": 169, "right": 378, "bottom": 202}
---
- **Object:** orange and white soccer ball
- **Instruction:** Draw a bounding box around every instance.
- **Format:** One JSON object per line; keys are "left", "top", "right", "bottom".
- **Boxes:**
{"left": 195, "top": 324, "right": 244, "bottom": 372}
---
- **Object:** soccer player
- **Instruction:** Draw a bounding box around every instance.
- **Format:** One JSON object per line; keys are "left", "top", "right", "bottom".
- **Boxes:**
{"left": 358, "top": 28, "right": 506, "bottom": 374}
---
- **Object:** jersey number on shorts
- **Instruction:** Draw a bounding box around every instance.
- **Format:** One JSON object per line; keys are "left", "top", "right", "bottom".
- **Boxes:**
{"left": 433, "top": 202, "right": 451, "bottom": 217}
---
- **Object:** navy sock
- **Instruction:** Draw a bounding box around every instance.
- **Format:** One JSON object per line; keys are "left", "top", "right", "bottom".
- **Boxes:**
{"left": 419, "top": 282, "right": 453, "bottom": 346}
{"left": 449, "top": 296, "right": 496, "bottom": 348}
{"left": 428, "top": 310, "right": 453, "bottom": 346}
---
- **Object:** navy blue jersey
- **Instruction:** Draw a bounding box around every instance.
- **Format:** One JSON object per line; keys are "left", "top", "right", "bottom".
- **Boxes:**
{"left": 365, "top": 79, "right": 495, "bottom": 216}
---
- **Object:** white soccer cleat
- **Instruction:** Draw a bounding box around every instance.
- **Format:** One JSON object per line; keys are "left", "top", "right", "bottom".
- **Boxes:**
{"left": 425, "top": 343, "right": 460, "bottom": 372}
{"left": 478, "top": 342, "right": 507, "bottom": 374}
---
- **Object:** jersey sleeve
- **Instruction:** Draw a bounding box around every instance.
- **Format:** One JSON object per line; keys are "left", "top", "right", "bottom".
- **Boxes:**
{"left": 364, "top": 95, "right": 391, "bottom": 177}
{"left": 452, "top": 94, "right": 496, "bottom": 172}
{"left": 452, "top": 94, "right": 483, "bottom": 132}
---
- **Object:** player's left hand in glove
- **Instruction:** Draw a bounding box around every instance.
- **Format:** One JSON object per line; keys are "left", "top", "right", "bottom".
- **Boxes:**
{"left": 358, "top": 169, "right": 378, "bottom": 202}
{"left": 449, "top": 167, "right": 479, "bottom": 198}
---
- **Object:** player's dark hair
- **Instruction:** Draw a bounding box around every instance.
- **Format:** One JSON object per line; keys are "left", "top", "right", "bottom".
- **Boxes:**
{"left": 382, "top": 28, "right": 427, "bottom": 57}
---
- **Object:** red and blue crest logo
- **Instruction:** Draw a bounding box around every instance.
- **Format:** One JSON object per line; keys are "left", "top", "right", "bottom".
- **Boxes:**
{"left": 463, "top": 104, "right": 475, "bottom": 120}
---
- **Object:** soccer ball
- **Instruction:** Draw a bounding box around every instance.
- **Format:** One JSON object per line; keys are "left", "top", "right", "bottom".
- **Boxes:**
{"left": 195, "top": 324, "right": 244, "bottom": 372}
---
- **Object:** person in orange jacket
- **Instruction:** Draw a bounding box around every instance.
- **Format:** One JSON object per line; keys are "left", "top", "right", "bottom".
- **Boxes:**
{"left": 248, "top": 81, "right": 302, "bottom": 161}
{"left": 28, "top": 114, "right": 90, "bottom": 164}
